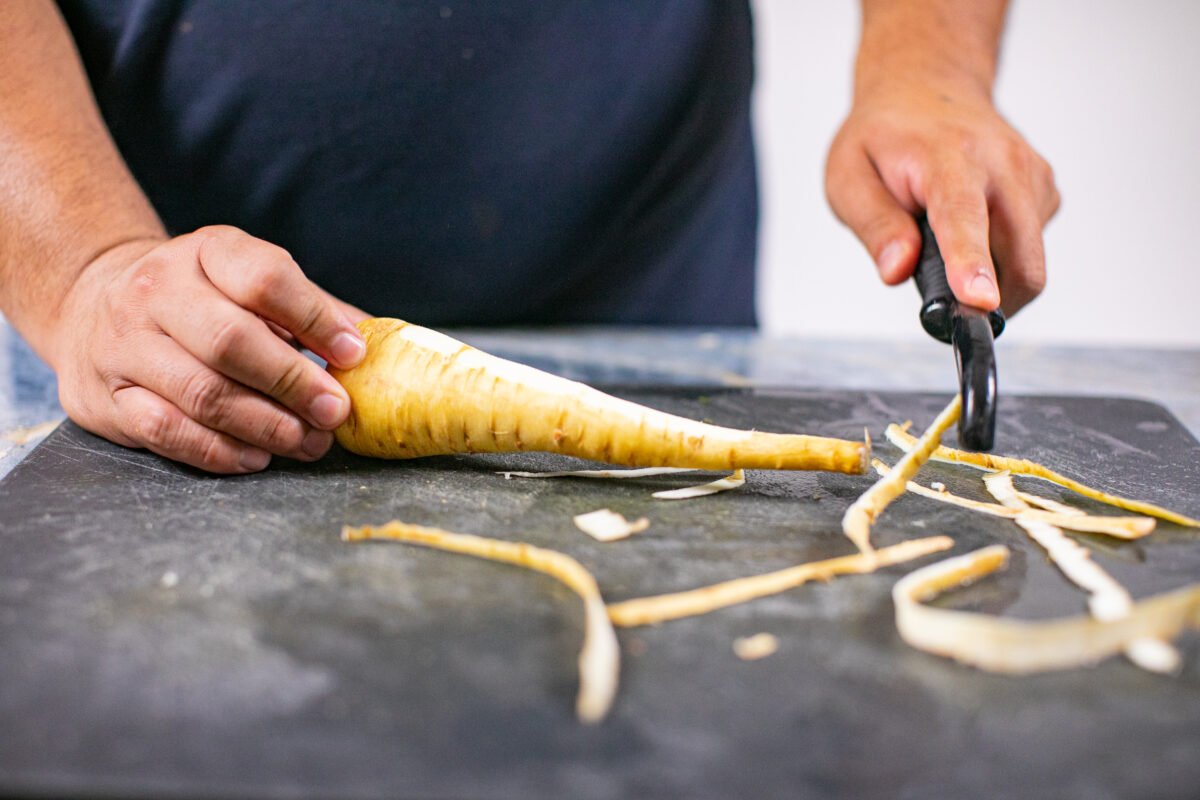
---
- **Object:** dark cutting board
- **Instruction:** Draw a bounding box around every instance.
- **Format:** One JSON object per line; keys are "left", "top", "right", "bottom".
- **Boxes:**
{"left": 1, "top": 389, "right": 1198, "bottom": 800}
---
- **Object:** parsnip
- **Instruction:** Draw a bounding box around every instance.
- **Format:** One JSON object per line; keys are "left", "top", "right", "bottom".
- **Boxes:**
{"left": 329, "top": 319, "right": 868, "bottom": 474}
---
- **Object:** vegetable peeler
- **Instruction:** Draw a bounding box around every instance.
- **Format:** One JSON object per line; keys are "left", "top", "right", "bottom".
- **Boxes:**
{"left": 912, "top": 215, "right": 1004, "bottom": 451}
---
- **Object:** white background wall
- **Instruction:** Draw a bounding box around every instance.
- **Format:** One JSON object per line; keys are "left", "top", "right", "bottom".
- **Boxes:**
{"left": 753, "top": 0, "right": 1200, "bottom": 347}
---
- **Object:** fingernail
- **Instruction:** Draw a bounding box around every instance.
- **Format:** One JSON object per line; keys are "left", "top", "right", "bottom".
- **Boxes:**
{"left": 330, "top": 331, "right": 366, "bottom": 367}
{"left": 969, "top": 272, "right": 1001, "bottom": 306}
{"left": 301, "top": 429, "right": 333, "bottom": 458}
{"left": 239, "top": 447, "right": 271, "bottom": 471}
{"left": 310, "top": 393, "right": 347, "bottom": 428}
{"left": 878, "top": 241, "right": 908, "bottom": 280}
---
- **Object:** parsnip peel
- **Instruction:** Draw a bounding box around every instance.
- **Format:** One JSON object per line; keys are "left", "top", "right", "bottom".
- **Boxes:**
{"left": 606, "top": 536, "right": 953, "bottom": 627}
{"left": 893, "top": 546, "right": 1200, "bottom": 673}
{"left": 501, "top": 467, "right": 698, "bottom": 480}
{"left": 870, "top": 459, "right": 1155, "bottom": 539}
{"left": 984, "top": 471, "right": 1132, "bottom": 621}
{"left": 842, "top": 395, "right": 961, "bottom": 556}
{"left": 885, "top": 423, "right": 1200, "bottom": 527}
{"left": 342, "top": 521, "right": 619, "bottom": 724}
{"left": 733, "top": 633, "right": 779, "bottom": 661}
{"left": 573, "top": 509, "right": 650, "bottom": 542}
{"left": 983, "top": 470, "right": 1180, "bottom": 672}
{"left": 652, "top": 469, "right": 745, "bottom": 500}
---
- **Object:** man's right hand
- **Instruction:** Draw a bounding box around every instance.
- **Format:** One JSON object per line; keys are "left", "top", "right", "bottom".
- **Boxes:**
{"left": 50, "top": 226, "right": 369, "bottom": 474}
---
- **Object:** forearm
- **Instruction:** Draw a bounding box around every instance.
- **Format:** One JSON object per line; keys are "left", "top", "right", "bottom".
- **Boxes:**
{"left": 856, "top": 0, "right": 1008, "bottom": 100}
{"left": 0, "top": 0, "right": 165, "bottom": 359}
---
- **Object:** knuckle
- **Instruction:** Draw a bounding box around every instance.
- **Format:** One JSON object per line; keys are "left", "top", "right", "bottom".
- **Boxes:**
{"left": 108, "top": 302, "right": 142, "bottom": 343}
{"left": 196, "top": 435, "right": 233, "bottom": 472}
{"left": 258, "top": 413, "right": 305, "bottom": 453}
{"left": 135, "top": 403, "right": 178, "bottom": 451}
{"left": 254, "top": 413, "right": 288, "bottom": 449}
{"left": 208, "top": 318, "right": 250, "bottom": 366}
{"left": 1047, "top": 186, "right": 1062, "bottom": 218}
{"left": 195, "top": 223, "right": 244, "bottom": 243}
{"left": 179, "top": 370, "right": 231, "bottom": 419}
{"left": 239, "top": 262, "right": 284, "bottom": 304}
{"left": 292, "top": 297, "right": 326, "bottom": 337}
{"left": 999, "top": 137, "right": 1033, "bottom": 175}
{"left": 860, "top": 216, "right": 901, "bottom": 251}
{"left": 1003, "top": 255, "right": 1047, "bottom": 304}
{"left": 1020, "top": 256, "right": 1048, "bottom": 296}
{"left": 267, "top": 358, "right": 310, "bottom": 403}
{"left": 1039, "top": 161, "right": 1062, "bottom": 217}
{"left": 946, "top": 128, "right": 980, "bottom": 161}
{"left": 126, "top": 260, "right": 165, "bottom": 302}
{"left": 238, "top": 250, "right": 298, "bottom": 306}
{"left": 939, "top": 198, "right": 988, "bottom": 231}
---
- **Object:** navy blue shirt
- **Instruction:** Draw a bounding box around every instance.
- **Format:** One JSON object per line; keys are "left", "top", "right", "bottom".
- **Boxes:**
{"left": 59, "top": 1, "right": 758, "bottom": 326}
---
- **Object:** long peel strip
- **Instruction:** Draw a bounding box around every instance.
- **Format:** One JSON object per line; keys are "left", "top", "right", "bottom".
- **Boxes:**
{"left": 841, "top": 395, "right": 961, "bottom": 555}
{"left": 606, "top": 536, "right": 953, "bottom": 627}
{"left": 342, "top": 521, "right": 619, "bottom": 723}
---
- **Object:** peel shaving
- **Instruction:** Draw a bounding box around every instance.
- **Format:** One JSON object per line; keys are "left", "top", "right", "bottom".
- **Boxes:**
{"left": 885, "top": 423, "right": 1200, "bottom": 527}
{"left": 841, "top": 395, "right": 961, "bottom": 556}
{"left": 893, "top": 545, "right": 1200, "bottom": 673}
{"left": 607, "top": 536, "right": 953, "bottom": 627}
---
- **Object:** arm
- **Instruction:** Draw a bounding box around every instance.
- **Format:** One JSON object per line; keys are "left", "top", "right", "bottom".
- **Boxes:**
{"left": 0, "top": 0, "right": 368, "bottom": 473}
{"left": 825, "top": 0, "right": 1060, "bottom": 316}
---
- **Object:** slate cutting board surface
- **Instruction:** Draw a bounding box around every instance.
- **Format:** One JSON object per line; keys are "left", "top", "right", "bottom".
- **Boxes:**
{"left": 1, "top": 388, "right": 1198, "bottom": 800}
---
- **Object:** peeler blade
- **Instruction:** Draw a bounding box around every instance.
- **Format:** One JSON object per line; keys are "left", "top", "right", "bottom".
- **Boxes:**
{"left": 951, "top": 306, "right": 998, "bottom": 450}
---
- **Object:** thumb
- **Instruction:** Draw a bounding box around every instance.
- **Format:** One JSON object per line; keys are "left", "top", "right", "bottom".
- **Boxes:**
{"left": 825, "top": 144, "right": 922, "bottom": 285}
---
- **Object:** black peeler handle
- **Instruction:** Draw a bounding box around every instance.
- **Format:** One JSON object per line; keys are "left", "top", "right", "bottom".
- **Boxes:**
{"left": 913, "top": 216, "right": 1005, "bottom": 342}
{"left": 912, "top": 214, "right": 1003, "bottom": 451}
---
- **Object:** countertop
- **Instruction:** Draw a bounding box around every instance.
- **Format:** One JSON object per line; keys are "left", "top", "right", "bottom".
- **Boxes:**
{"left": 3, "top": 317, "right": 1199, "bottom": 800}
{"left": 4, "top": 318, "right": 1199, "bottom": 474}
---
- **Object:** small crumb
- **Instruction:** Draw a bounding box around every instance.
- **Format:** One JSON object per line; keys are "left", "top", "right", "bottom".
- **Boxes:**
{"left": 930, "top": 482, "right": 945, "bottom": 492}
{"left": 574, "top": 509, "right": 649, "bottom": 542}
{"left": 160, "top": 571, "right": 179, "bottom": 588}
{"left": 733, "top": 632, "right": 779, "bottom": 661}
{"left": 1, "top": 419, "right": 60, "bottom": 445}
{"left": 1125, "top": 638, "right": 1182, "bottom": 675}
{"left": 248, "top": 512, "right": 257, "bottom": 519}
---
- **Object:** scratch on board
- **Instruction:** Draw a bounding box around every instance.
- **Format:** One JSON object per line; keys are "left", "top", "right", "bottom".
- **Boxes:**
{"left": 56, "top": 439, "right": 179, "bottom": 477}
{"left": 1083, "top": 427, "right": 1159, "bottom": 461}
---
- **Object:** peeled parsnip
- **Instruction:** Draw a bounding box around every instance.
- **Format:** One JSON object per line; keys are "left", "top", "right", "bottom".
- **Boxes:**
{"left": 329, "top": 319, "right": 869, "bottom": 474}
